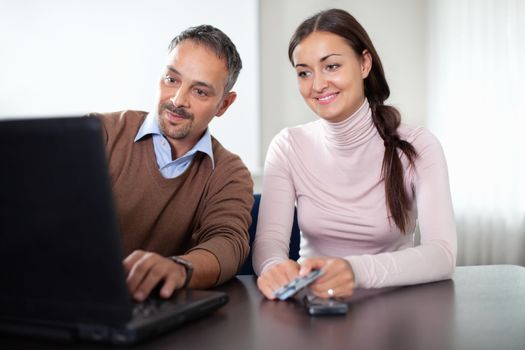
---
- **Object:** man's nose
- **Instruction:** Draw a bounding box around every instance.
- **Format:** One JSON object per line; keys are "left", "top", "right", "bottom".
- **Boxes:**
{"left": 170, "top": 88, "right": 189, "bottom": 108}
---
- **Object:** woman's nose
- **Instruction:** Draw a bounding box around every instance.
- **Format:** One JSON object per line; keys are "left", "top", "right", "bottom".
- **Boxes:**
{"left": 312, "top": 73, "right": 328, "bottom": 92}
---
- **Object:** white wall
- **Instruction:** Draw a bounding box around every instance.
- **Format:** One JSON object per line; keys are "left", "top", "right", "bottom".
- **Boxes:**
{"left": 0, "top": 0, "right": 260, "bottom": 172}
{"left": 0, "top": 0, "right": 427, "bottom": 180}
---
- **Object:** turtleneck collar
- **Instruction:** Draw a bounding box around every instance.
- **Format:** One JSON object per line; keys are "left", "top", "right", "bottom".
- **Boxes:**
{"left": 321, "top": 99, "right": 375, "bottom": 150}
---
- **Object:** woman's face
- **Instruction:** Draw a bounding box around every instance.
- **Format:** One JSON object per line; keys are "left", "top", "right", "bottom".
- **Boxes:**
{"left": 292, "top": 31, "right": 372, "bottom": 123}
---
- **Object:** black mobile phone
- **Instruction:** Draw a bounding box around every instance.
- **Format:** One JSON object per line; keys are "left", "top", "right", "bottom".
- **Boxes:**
{"left": 303, "top": 295, "right": 348, "bottom": 316}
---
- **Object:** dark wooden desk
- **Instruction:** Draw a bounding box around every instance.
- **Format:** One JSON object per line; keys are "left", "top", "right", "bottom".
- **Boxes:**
{"left": 2, "top": 265, "right": 525, "bottom": 349}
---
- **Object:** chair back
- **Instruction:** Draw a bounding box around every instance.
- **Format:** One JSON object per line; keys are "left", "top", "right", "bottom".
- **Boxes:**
{"left": 238, "top": 193, "right": 300, "bottom": 275}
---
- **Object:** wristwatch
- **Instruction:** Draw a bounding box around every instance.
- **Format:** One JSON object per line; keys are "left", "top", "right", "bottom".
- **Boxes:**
{"left": 170, "top": 256, "right": 194, "bottom": 289}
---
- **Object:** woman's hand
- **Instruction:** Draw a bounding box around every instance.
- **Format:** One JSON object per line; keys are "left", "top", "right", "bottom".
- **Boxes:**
{"left": 256, "top": 259, "right": 301, "bottom": 300}
{"left": 300, "top": 257, "right": 355, "bottom": 299}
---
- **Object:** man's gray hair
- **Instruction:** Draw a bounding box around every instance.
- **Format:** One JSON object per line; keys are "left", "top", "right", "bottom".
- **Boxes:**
{"left": 168, "top": 24, "right": 242, "bottom": 92}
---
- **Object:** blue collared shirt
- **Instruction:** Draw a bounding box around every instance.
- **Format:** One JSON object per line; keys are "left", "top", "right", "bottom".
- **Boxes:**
{"left": 134, "top": 112, "right": 215, "bottom": 179}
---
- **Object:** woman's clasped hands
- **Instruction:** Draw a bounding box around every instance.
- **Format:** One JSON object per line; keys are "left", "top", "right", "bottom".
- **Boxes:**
{"left": 257, "top": 257, "right": 355, "bottom": 300}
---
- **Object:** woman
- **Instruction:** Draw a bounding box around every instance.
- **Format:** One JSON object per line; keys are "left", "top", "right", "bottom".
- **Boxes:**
{"left": 253, "top": 8, "right": 456, "bottom": 300}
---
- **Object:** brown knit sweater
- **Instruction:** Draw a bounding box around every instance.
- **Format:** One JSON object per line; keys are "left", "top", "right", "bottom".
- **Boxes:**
{"left": 91, "top": 110, "right": 253, "bottom": 284}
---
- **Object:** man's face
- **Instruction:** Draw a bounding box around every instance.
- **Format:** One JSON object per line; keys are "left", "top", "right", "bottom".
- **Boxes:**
{"left": 156, "top": 40, "right": 236, "bottom": 155}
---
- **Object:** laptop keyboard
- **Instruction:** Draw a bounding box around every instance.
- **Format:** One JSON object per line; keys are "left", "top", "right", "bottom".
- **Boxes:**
{"left": 132, "top": 298, "right": 166, "bottom": 319}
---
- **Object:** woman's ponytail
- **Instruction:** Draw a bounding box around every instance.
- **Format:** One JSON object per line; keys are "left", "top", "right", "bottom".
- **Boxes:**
{"left": 371, "top": 103, "right": 417, "bottom": 233}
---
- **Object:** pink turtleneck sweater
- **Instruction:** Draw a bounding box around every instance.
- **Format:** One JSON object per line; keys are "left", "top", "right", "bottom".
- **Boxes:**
{"left": 252, "top": 100, "right": 457, "bottom": 288}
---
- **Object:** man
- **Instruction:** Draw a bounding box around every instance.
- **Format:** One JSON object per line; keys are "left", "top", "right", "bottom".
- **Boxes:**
{"left": 90, "top": 25, "right": 253, "bottom": 302}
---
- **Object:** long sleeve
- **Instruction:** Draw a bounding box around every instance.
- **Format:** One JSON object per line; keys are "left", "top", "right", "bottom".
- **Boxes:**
{"left": 252, "top": 100, "right": 456, "bottom": 288}
{"left": 253, "top": 130, "right": 298, "bottom": 275}
{"left": 347, "top": 129, "right": 457, "bottom": 288}
{"left": 94, "top": 110, "right": 253, "bottom": 286}
{"left": 188, "top": 148, "right": 254, "bottom": 284}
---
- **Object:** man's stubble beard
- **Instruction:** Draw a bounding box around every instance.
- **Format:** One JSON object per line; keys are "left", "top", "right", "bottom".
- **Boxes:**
{"left": 158, "top": 103, "right": 194, "bottom": 140}
{"left": 159, "top": 117, "right": 193, "bottom": 139}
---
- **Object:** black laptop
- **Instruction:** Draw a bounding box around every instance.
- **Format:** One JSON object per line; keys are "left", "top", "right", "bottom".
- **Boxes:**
{"left": 0, "top": 116, "right": 229, "bottom": 345}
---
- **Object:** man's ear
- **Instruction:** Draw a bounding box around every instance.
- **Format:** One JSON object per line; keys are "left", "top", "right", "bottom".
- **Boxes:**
{"left": 361, "top": 49, "right": 372, "bottom": 79}
{"left": 215, "top": 91, "right": 237, "bottom": 117}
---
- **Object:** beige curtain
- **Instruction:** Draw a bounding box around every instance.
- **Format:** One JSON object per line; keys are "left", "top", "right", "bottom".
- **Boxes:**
{"left": 427, "top": 0, "right": 525, "bottom": 265}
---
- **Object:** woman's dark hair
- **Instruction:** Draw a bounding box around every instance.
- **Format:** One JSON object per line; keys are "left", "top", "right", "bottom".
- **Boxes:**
{"left": 288, "top": 8, "right": 417, "bottom": 233}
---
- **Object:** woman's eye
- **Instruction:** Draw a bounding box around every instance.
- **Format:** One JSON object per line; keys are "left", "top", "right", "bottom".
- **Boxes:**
{"left": 326, "top": 64, "right": 340, "bottom": 71}
{"left": 297, "top": 71, "right": 310, "bottom": 78}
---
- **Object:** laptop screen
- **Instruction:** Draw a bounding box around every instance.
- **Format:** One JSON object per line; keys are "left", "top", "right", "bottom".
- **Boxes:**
{"left": 0, "top": 117, "right": 132, "bottom": 325}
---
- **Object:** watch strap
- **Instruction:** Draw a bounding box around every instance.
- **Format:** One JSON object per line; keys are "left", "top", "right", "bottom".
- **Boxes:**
{"left": 170, "top": 256, "right": 194, "bottom": 289}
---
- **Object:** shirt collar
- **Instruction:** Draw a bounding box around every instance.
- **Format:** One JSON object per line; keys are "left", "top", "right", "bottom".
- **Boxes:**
{"left": 134, "top": 112, "right": 161, "bottom": 141}
{"left": 134, "top": 112, "right": 215, "bottom": 168}
{"left": 192, "top": 128, "right": 215, "bottom": 168}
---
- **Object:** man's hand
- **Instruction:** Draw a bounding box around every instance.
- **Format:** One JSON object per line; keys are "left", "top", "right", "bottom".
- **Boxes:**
{"left": 123, "top": 250, "right": 186, "bottom": 301}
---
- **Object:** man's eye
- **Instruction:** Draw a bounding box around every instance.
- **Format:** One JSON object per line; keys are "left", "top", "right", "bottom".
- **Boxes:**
{"left": 164, "top": 76, "right": 176, "bottom": 84}
{"left": 195, "top": 89, "right": 208, "bottom": 97}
